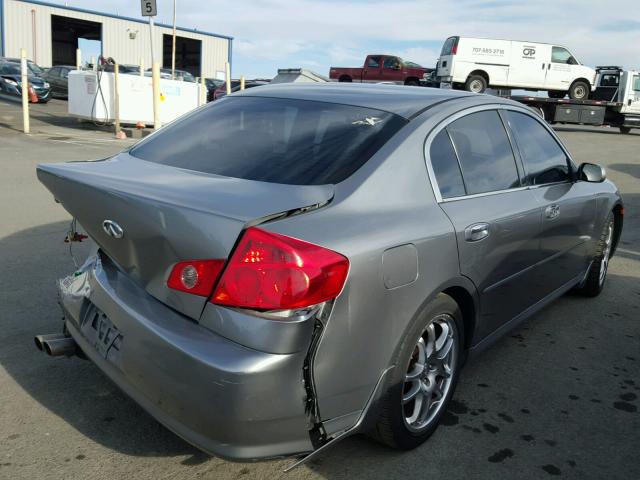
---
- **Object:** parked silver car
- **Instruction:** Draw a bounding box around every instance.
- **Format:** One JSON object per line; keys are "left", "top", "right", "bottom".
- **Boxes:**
{"left": 35, "top": 84, "right": 623, "bottom": 463}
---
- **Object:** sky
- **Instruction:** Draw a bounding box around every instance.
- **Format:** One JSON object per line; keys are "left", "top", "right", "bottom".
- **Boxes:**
{"left": 46, "top": 0, "right": 639, "bottom": 79}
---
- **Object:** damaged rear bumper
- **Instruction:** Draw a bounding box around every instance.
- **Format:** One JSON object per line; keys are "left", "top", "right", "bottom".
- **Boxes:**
{"left": 58, "top": 251, "right": 314, "bottom": 460}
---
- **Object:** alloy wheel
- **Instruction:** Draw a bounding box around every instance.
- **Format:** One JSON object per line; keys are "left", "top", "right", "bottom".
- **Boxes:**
{"left": 599, "top": 221, "right": 614, "bottom": 286}
{"left": 402, "top": 315, "right": 458, "bottom": 432}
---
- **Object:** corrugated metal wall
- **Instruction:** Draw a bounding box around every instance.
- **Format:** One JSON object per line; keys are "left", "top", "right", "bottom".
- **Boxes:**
{"left": 2, "top": 0, "right": 230, "bottom": 78}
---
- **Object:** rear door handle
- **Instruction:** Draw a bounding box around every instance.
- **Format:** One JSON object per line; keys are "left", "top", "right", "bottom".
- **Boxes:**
{"left": 464, "top": 223, "right": 490, "bottom": 242}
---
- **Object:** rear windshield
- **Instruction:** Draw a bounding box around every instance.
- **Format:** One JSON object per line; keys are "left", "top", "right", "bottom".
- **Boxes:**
{"left": 441, "top": 37, "right": 458, "bottom": 56}
{"left": 130, "top": 96, "right": 407, "bottom": 185}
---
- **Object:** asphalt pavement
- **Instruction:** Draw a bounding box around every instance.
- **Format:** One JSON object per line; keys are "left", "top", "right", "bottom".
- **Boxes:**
{"left": 0, "top": 99, "right": 638, "bottom": 480}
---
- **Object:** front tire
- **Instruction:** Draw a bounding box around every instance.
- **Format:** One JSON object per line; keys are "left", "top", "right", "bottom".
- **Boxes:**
{"left": 371, "top": 294, "right": 464, "bottom": 450}
{"left": 465, "top": 75, "right": 487, "bottom": 93}
{"left": 620, "top": 126, "right": 631, "bottom": 134}
{"left": 569, "top": 80, "right": 590, "bottom": 100}
{"left": 576, "top": 214, "right": 614, "bottom": 297}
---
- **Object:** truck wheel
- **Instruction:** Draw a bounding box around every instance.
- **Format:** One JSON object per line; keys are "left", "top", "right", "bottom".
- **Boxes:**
{"left": 338, "top": 76, "right": 352, "bottom": 83}
{"left": 569, "top": 81, "right": 590, "bottom": 100}
{"left": 465, "top": 75, "right": 487, "bottom": 93}
{"left": 548, "top": 90, "right": 566, "bottom": 99}
{"left": 405, "top": 79, "right": 420, "bottom": 86}
{"left": 620, "top": 126, "right": 631, "bottom": 134}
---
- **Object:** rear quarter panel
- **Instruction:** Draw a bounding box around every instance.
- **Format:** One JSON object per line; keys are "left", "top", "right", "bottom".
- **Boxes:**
{"left": 263, "top": 99, "right": 487, "bottom": 424}
{"left": 452, "top": 38, "right": 511, "bottom": 84}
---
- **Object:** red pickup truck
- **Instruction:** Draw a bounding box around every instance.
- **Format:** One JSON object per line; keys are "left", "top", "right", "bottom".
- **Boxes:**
{"left": 329, "top": 54, "right": 432, "bottom": 86}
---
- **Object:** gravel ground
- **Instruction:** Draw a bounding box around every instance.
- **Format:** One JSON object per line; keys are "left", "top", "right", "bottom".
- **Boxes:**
{"left": 0, "top": 99, "right": 638, "bottom": 480}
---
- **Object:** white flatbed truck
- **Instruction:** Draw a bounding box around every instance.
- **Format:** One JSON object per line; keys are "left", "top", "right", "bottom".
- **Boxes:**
{"left": 511, "top": 67, "right": 640, "bottom": 134}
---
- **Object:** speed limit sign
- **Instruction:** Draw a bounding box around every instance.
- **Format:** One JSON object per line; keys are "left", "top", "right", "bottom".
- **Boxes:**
{"left": 141, "top": 0, "right": 157, "bottom": 16}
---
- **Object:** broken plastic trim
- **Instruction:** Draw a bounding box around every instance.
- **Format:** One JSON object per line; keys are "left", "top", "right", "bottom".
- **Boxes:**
{"left": 284, "top": 365, "right": 395, "bottom": 472}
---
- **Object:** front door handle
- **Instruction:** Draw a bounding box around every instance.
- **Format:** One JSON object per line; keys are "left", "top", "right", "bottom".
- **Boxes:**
{"left": 545, "top": 204, "right": 560, "bottom": 219}
{"left": 465, "top": 223, "right": 490, "bottom": 242}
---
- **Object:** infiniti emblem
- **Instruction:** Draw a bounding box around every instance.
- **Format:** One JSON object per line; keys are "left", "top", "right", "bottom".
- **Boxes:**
{"left": 102, "top": 220, "right": 124, "bottom": 239}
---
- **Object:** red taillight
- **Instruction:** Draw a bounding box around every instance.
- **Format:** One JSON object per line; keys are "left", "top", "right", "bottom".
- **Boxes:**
{"left": 211, "top": 227, "right": 349, "bottom": 311}
{"left": 167, "top": 259, "right": 225, "bottom": 296}
{"left": 451, "top": 44, "right": 458, "bottom": 55}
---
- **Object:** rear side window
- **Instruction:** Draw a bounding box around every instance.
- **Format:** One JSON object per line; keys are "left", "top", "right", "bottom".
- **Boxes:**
{"left": 429, "top": 130, "right": 465, "bottom": 199}
{"left": 447, "top": 111, "right": 520, "bottom": 194}
{"left": 505, "top": 111, "right": 570, "bottom": 185}
{"left": 633, "top": 75, "right": 640, "bottom": 92}
{"left": 130, "top": 97, "right": 407, "bottom": 185}
{"left": 367, "top": 56, "right": 381, "bottom": 68}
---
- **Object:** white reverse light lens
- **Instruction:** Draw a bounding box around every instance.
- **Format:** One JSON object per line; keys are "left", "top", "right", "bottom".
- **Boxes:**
{"left": 180, "top": 265, "right": 199, "bottom": 289}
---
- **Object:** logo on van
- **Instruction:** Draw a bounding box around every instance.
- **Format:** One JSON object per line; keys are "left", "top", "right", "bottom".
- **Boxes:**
{"left": 522, "top": 46, "right": 536, "bottom": 58}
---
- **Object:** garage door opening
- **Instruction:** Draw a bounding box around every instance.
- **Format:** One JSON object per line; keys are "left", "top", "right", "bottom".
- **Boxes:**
{"left": 51, "top": 15, "right": 102, "bottom": 66}
{"left": 163, "top": 34, "right": 201, "bottom": 77}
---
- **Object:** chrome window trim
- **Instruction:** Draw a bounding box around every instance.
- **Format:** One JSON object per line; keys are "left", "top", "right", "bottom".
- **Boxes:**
{"left": 424, "top": 103, "right": 577, "bottom": 204}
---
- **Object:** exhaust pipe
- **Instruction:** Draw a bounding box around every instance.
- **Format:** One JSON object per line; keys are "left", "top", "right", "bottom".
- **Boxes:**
{"left": 34, "top": 334, "right": 77, "bottom": 357}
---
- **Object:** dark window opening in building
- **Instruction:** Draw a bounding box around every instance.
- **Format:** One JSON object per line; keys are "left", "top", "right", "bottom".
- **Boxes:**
{"left": 51, "top": 15, "right": 102, "bottom": 66}
{"left": 163, "top": 34, "right": 201, "bottom": 77}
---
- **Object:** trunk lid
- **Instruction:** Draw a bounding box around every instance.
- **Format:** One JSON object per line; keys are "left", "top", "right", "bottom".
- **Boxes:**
{"left": 37, "top": 153, "right": 334, "bottom": 320}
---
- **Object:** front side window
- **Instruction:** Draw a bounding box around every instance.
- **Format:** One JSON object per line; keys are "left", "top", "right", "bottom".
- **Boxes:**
{"left": 429, "top": 130, "right": 465, "bottom": 199}
{"left": 130, "top": 96, "right": 407, "bottom": 186}
{"left": 446, "top": 111, "right": 520, "bottom": 195}
{"left": 367, "top": 56, "right": 381, "bottom": 68}
{"left": 633, "top": 75, "right": 640, "bottom": 92}
{"left": 383, "top": 57, "right": 401, "bottom": 69}
{"left": 552, "top": 46, "right": 575, "bottom": 65}
{"left": 505, "top": 111, "right": 570, "bottom": 185}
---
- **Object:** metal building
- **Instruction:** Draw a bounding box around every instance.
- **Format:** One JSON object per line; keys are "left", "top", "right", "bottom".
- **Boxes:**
{"left": 0, "top": 0, "right": 232, "bottom": 78}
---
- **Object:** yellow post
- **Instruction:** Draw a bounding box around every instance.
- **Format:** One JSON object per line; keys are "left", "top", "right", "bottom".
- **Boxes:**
{"left": 152, "top": 61, "right": 161, "bottom": 129}
{"left": 114, "top": 64, "right": 121, "bottom": 134}
{"left": 139, "top": 57, "right": 144, "bottom": 77}
{"left": 200, "top": 76, "right": 206, "bottom": 105}
{"left": 225, "top": 62, "right": 231, "bottom": 95}
{"left": 76, "top": 48, "right": 81, "bottom": 70}
{"left": 20, "top": 48, "right": 30, "bottom": 134}
{"left": 240, "top": 75, "right": 245, "bottom": 91}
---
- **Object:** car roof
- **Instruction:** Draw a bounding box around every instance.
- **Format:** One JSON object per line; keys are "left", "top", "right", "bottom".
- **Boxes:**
{"left": 232, "top": 82, "right": 478, "bottom": 119}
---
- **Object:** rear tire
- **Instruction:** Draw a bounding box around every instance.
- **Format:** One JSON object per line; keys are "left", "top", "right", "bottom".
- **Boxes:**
{"left": 569, "top": 81, "right": 590, "bottom": 100}
{"left": 371, "top": 294, "right": 464, "bottom": 450}
{"left": 338, "top": 76, "right": 352, "bottom": 83}
{"left": 405, "top": 79, "right": 420, "bottom": 86}
{"left": 620, "top": 126, "right": 631, "bottom": 134}
{"left": 465, "top": 75, "right": 487, "bottom": 94}
{"left": 575, "top": 214, "right": 614, "bottom": 297}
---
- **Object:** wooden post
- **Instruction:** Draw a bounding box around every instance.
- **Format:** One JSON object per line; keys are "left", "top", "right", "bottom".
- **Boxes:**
{"left": 225, "top": 62, "right": 231, "bottom": 95}
{"left": 21, "top": 49, "right": 30, "bottom": 134}
{"left": 200, "top": 76, "right": 206, "bottom": 105}
{"left": 152, "top": 61, "right": 161, "bottom": 129}
{"left": 76, "top": 48, "right": 81, "bottom": 70}
{"left": 139, "top": 57, "right": 144, "bottom": 76}
{"left": 240, "top": 75, "right": 245, "bottom": 91}
{"left": 114, "top": 64, "right": 121, "bottom": 134}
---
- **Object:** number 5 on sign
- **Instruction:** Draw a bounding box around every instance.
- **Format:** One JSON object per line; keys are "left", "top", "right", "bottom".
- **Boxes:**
{"left": 141, "top": 0, "right": 157, "bottom": 16}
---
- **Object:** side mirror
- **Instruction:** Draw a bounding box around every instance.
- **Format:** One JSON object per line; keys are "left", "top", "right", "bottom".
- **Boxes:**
{"left": 577, "top": 162, "right": 606, "bottom": 182}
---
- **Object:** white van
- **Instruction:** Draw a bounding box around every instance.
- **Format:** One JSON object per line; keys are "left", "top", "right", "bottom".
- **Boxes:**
{"left": 436, "top": 36, "right": 597, "bottom": 99}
